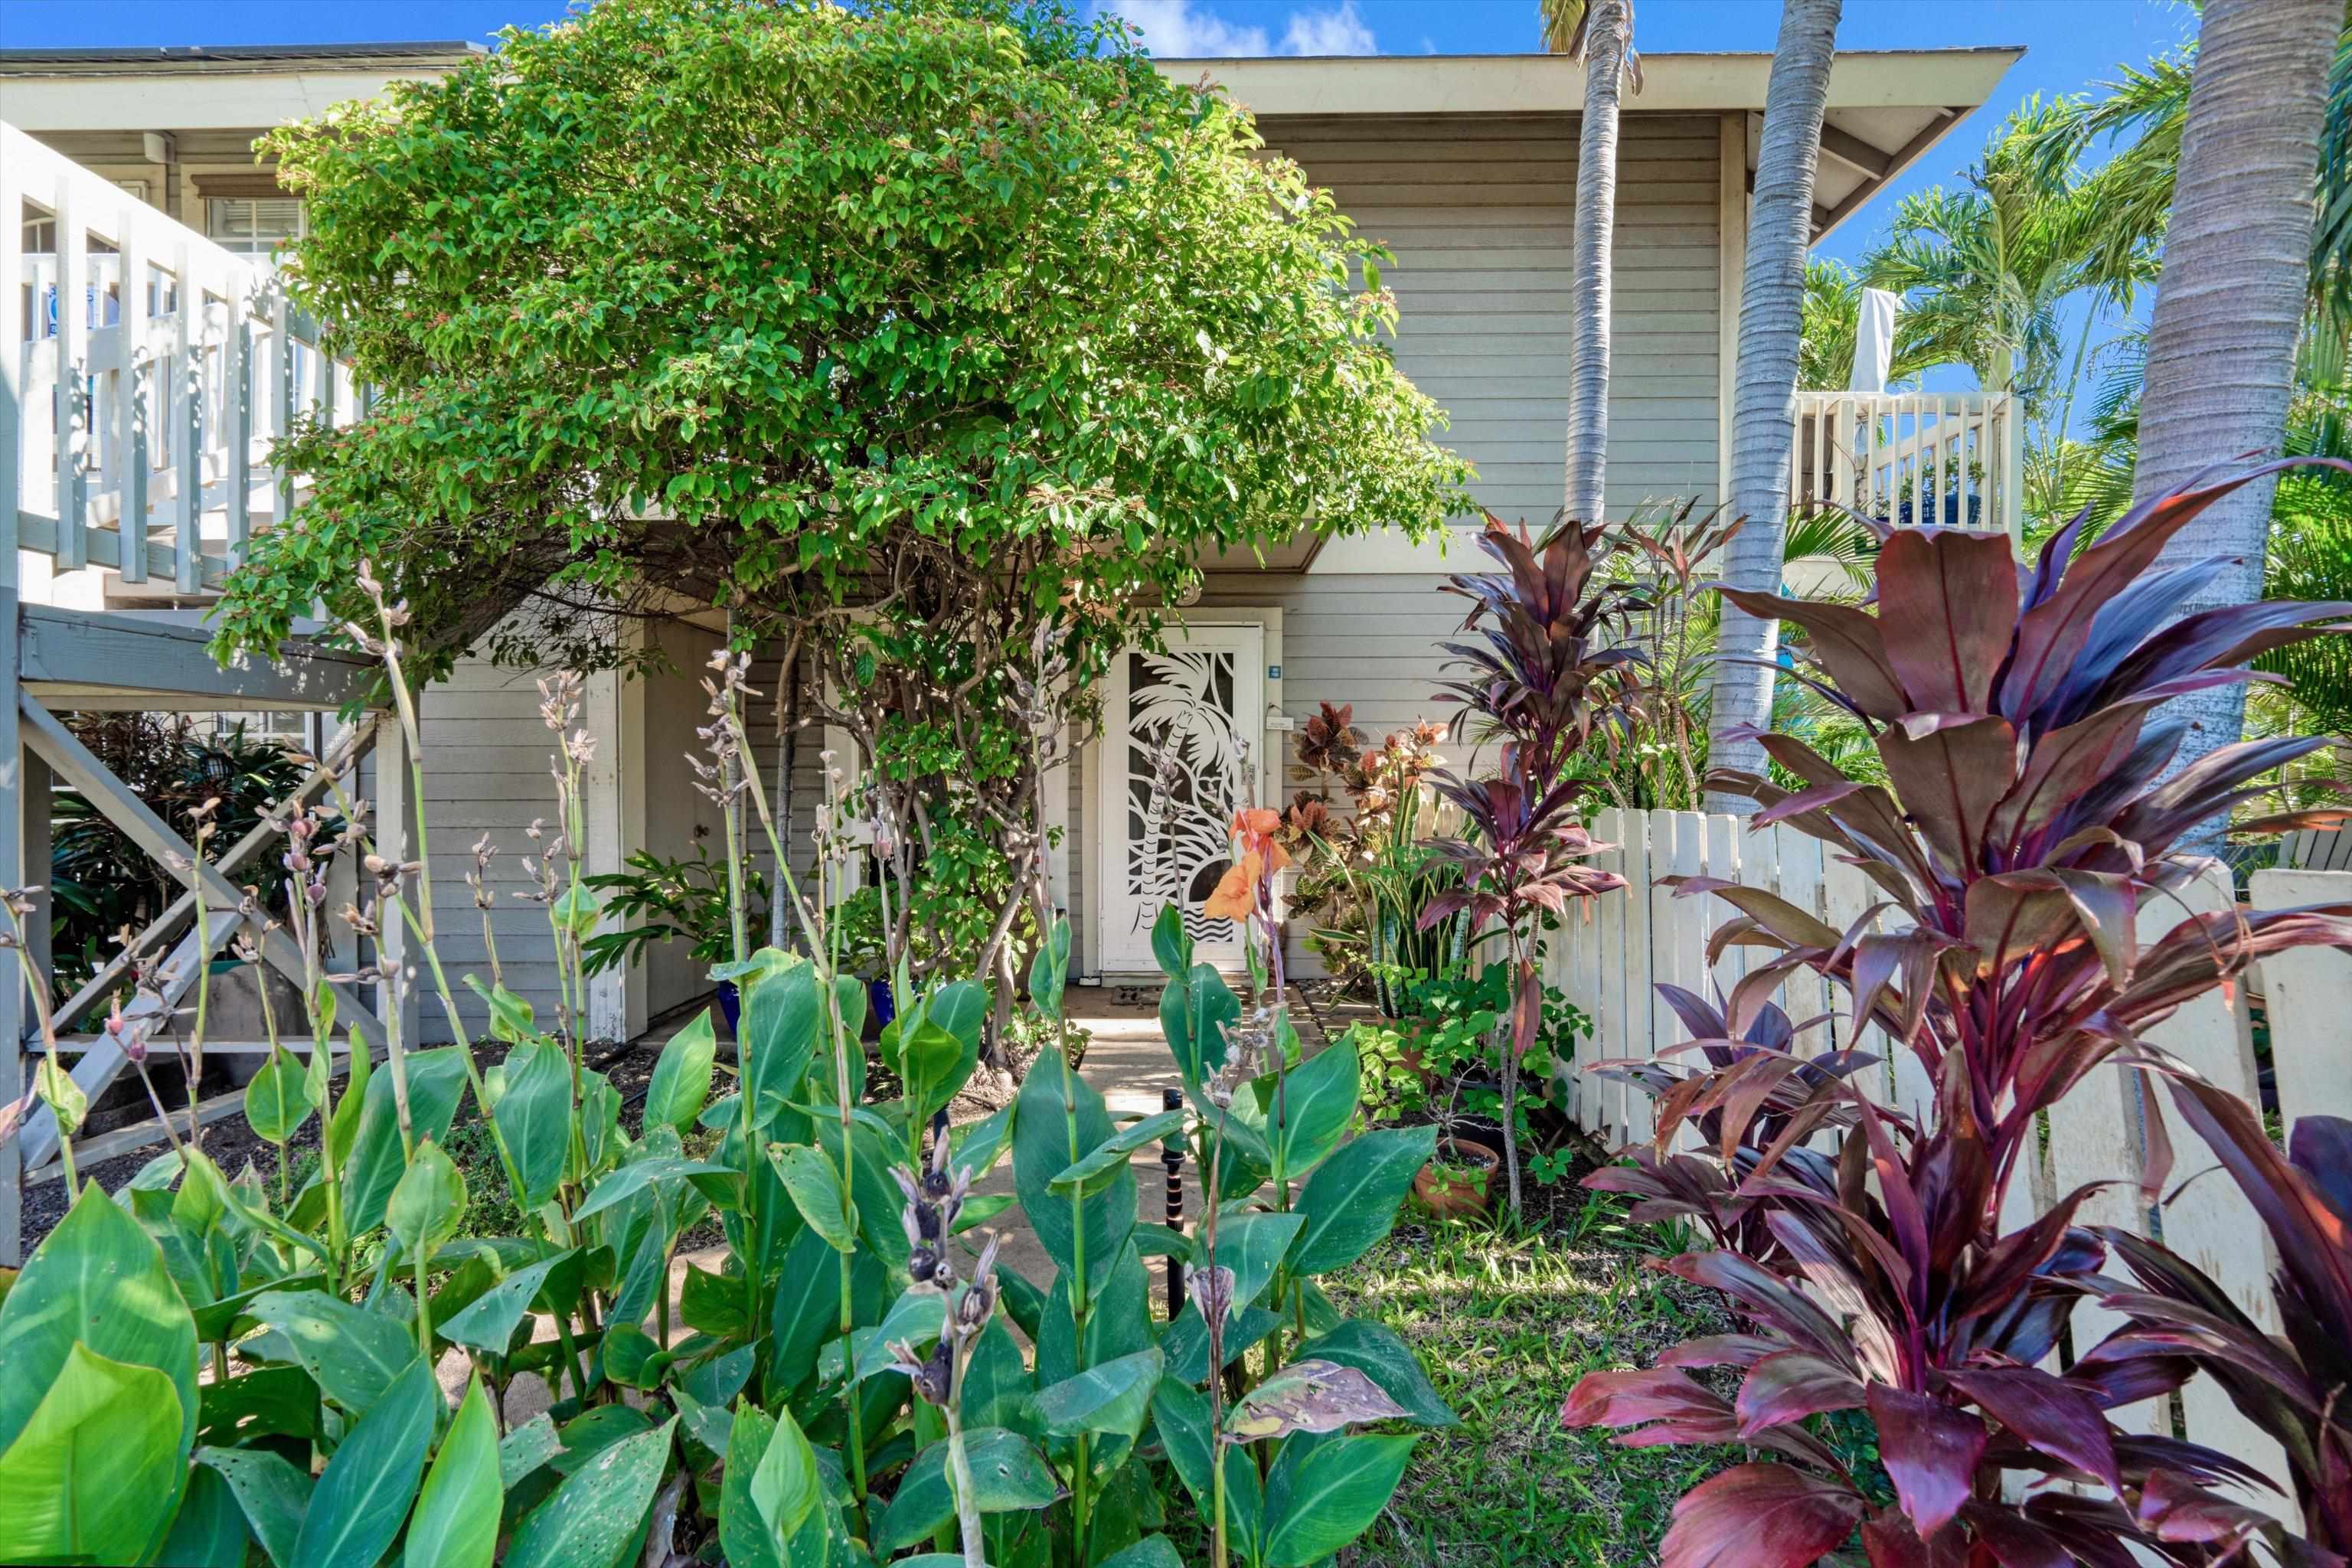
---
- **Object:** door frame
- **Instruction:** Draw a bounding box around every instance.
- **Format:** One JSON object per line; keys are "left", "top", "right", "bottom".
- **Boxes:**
{"left": 1086, "top": 607, "right": 1284, "bottom": 977}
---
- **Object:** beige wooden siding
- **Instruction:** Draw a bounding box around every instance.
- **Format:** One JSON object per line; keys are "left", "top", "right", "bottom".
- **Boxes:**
{"left": 1258, "top": 113, "right": 1723, "bottom": 525}
{"left": 415, "top": 657, "right": 568, "bottom": 1037}
{"left": 641, "top": 621, "right": 728, "bottom": 1020}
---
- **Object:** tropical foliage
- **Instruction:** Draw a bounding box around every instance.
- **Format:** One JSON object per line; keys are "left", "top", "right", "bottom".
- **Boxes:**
{"left": 1560, "top": 472, "right": 2352, "bottom": 1565}
{"left": 0, "top": 569, "right": 1452, "bottom": 1566}
{"left": 212, "top": 0, "right": 1471, "bottom": 998}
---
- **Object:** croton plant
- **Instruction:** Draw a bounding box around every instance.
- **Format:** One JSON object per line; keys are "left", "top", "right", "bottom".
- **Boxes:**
{"left": 1562, "top": 469, "right": 2352, "bottom": 1566}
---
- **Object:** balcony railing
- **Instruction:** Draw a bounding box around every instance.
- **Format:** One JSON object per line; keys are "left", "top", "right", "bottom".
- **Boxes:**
{"left": 7, "top": 119, "right": 356, "bottom": 597}
{"left": 1790, "top": 389, "right": 2022, "bottom": 544}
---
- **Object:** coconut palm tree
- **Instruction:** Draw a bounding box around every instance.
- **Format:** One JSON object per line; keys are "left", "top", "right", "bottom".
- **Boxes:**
{"left": 2128, "top": 0, "right": 2341, "bottom": 840}
{"left": 1702, "top": 0, "right": 1843, "bottom": 812}
{"left": 1541, "top": 0, "right": 1635, "bottom": 526}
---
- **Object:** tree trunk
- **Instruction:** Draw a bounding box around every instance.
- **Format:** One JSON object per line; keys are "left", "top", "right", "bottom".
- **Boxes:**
{"left": 1563, "top": 0, "right": 1628, "bottom": 526}
{"left": 2132, "top": 0, "right": 2337, "bottom": 851}
{"left": 1704, "top": 0, "right": 1843, "bottom": 813}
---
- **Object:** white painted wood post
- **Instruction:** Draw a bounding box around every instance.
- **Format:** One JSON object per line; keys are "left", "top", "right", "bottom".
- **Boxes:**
{"left": 2252, "top": 868, "right": 2352, "bottom": 1128}
{"left": 1619, "top": 812, "right": 1656, "bottom": 1147}
{"left": 580, "top": 660, "right": 639, "bottom": 1043}
{"left": 1594, "top": 808, "right": 1632, "bottom": 1147}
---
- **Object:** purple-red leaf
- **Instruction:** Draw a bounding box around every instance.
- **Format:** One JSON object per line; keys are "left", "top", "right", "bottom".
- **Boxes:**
{"left": 1865, "top": 1383, "right": 1986, "bottom": 1540}
{"left": 1658, "top": 1463, "right": 1866, "bottom": 1568}
{"left": 1945, "top": 1365, "right": 2122, "bottom": 1495}
{"left": 1736, "top": 1351, "right": 1865, "bottom": 1436}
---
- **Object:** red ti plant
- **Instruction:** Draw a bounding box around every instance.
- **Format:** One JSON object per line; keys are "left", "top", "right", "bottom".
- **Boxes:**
{"left": 1560, "top": 469, "right": 2352, "bottom": 1566}
{"left": 2086, "top": 1081, "right": 2352, "bottom": 1562}
{"left": 1421, "top": 511, "right": 1643, "bottom": 1214}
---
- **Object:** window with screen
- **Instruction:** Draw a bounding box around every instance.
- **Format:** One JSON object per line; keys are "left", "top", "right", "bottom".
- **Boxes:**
{"left": 205, "top": 196, "right": 305, "bottom": 256}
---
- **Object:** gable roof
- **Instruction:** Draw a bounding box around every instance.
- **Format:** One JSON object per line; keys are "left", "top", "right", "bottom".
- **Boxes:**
{"left": 1163, "top": 49, "right": 2024, "bottom": 240}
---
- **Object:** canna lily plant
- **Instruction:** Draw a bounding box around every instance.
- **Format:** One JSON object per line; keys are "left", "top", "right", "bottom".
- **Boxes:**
{"left": 1562, "top": 469, "right": 2352, "bottom": 1566}
{"left": 1420, "top": 511, "right": 1642, "bottom": 1212}
{"left": 0, "top": 560, "right": 1453, "bottom": 1565}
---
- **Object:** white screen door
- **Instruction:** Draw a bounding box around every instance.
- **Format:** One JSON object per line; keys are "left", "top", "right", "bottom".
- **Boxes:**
{"left": 1098, "top": 624, "right": 1265, "bottom": 971}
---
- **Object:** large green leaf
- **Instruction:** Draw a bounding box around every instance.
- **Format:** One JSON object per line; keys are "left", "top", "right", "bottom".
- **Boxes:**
{"left": 769, "top": 1142, "right": 856, "bottom": 1251}
{"left": 437, "top": 1251, "right": 571, "bottom": 1356}
{"left": 244, "top": 1045, "right": 315, "bottom": 1145}
{"left": 243, "top": 1289, "right": 421, "bottom": 1416}
{"left": 0, "top": 1343, "right": 185, "bottom": 1566}
{"left": 494, "top": 1040, "right": 574, "bottom": 1210}
{"left": 1012, "top": 1055, "right": 1134, "bottom": 1297}
{"left": 852, "top": 1289, "right": 949, "bottom": 1382}
{"left": 961, "top": 1318, "right": 1034, "bottom": 1434}
{"left": 1259, "top": 1432, "right": 1416, "bottom": 1567}
{"left": 345, "top": 1047, "right": 469, "bottom": 1233}
{"left": 157, "top": 1460, "right": 247, "bottom": 1568}
{"left": 1029, "top": 916, "right": 1073, "bottom": 1021}
{"left": 1253, "top": 1037, "right": 1357, "bottom": 1179}
{"left": 387, "top": 1138, "right": 469, "bottom": 1259}
{"left": 499, "top": 1417, "right": 564, "bottom": 1491}
{"left": 573, "top": 1155, "right": 735, "bottom": 1225}
{"left": 1034, "top": 1348, "right": 1161, "bottom": 1442}
{"left": 1160, "top": 960, "right": 1239, "bottom": 1088}
{"left": 950, "top": 1103, "right": 1015, "bottom": 1183}
{"left": 767, "top": 1223, "right": 845, "bottom": 1396}
{"left": 0, "top": 1182, "right": 200, "bottom": 1455}
{"left": 718, "top": 1406, "right": 785, "bottom": 1568}
{"left": 874, "top": 1428, "right": 1061, "bottom": 1556}
{"left": 1286, "top": 1125, "right": 1436, "bottom": 1276}
{"left": 741, "top": 954, "right": 822, "bottom": 1132}
{"left": 198, "top": 1445, "right": 312, "bottom": 1565}
{"left": 504, "top": 1417, "right": 676, "bottom": 1568}
{"left": 1297, "top": 1319, "right": 1456, "bottom": 1428}
{"left": 1161, "top": 1302, "right": 1281, "bottom": 1387}
{"left": 750, "top": 1404, "right": 822, "bottom": 1546}
{"left": 1150, "top": 1380, "right": 1263, "bottom": 1566}
{"left": 1097, "top": 1539, "right": 1185, "bottom": 1568}
{"left": 642, "top": 1008, "right": 718, "bottom": 1135}
{"left": 1050, "top": 1109, "right": 1188, "bottom": 1198}
{"left": 1196, "top": 1209, "right": 1304, "bottom": 1315}
{"left": 812, "top": 1113, "right": 909, "bottom": 1266}
{"left": 290, "top": 1357, "right": 439, "bottom": 1568}
{"left": 405, "top": 1376, "right": 501, "bottom": 1568}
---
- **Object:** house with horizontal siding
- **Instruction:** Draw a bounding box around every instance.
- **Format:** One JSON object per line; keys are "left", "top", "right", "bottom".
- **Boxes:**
{"left": 0, "top": 40, "right": 2017, "bottom": 1021}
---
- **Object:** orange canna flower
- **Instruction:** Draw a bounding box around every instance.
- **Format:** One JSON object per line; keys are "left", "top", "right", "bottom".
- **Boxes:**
{"left": 1203, "top": 851, "right": 1266, "bottom": 922}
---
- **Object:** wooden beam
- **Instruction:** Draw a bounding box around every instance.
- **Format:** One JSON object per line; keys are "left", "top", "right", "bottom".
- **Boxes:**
{"left": 2, "top": 107, "right": 27, "bottom": 1268}
{"left": 1815, "top": 109, "right": 1963, "bottom": 238}
{"left": 18, "top": 603, "right": 382, "bottom": 711}
{"left": 44, "top": 714, "right": 380, "bottom": 1037}
{"left": 1818, "top": 122, "right": 1894, "bottom": 178}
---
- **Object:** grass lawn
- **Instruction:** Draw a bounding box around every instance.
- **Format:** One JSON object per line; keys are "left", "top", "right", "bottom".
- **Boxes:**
{"left": 1325, "top": 1184, "right": 1737, "bottom": 1567}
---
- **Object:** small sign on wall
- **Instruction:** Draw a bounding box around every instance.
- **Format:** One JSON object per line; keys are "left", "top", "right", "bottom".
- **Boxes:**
{"left": 1267, "top": 665, "right": 1281, "bottom": 681}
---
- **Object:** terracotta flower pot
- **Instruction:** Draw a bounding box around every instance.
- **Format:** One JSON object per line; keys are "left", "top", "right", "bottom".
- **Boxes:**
{"left": 1413, "top": 1137, "right": 1501, "bottom": 1219}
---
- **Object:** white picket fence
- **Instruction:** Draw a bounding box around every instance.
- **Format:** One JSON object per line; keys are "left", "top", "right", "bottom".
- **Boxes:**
{"left": 1545, "top": 805, "right": 2352, "bottom": 1495}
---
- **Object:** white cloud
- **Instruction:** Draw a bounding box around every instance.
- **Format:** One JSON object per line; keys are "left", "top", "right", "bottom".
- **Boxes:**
{"left": 1281, "top": 2, "right": 1377, "bottom": 56}
{"left": 1102, "top": 1, "right": 1379, "bottom": 59}
{"left": 1111, "top": 0, "right": 1269, "bottom": 57}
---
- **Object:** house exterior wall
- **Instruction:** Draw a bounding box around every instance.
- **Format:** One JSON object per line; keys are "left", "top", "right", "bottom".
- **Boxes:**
{"left": 1258, "top": 111, "right": 1725, "bottom": 526}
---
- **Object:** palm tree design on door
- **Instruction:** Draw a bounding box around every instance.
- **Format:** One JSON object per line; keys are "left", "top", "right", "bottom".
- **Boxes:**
{"left": 1125, "top": 647, "right": 1247, "bottom": 946}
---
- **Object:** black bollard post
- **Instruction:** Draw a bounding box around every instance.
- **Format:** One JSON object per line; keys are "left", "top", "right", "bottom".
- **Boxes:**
{"left": 1161, "top": 1086, "right": 1186, "bottom": 1319}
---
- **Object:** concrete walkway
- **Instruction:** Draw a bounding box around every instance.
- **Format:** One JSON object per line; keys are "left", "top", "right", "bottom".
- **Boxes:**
{"left": 440, "top": 983, "right": 1324, "bottom": 1424}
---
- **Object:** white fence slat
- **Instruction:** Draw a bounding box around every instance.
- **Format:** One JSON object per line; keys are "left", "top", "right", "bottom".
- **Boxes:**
{"left": 1769, "top": 824, "right": 1828, "bottom": 1052}
{"left": 1707, "top": 815, "right": 1749, "bottom": 1013}
{"left": 2145, "top": 867, "right": 2290, "bottom": 1491}
{"left": 1643, "top": 812, "right": 1699, "bottom": 1148}
{"left": 1590, "top": 808, "right": 1628, "bottom": 1145}
{"left": 1618, "top": 811, "right": 1654, "bottom": 1148}
{"left": 2253, "top": 869, "right": 2352, "bottom": 1129}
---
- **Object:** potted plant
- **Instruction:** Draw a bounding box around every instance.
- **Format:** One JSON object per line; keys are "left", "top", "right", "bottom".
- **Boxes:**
{"left": 582, "top": 844, "right": 769, "bottom": 1031}
{"left": 1414, "top": 1138, "right": 1501, "bottom": 1218}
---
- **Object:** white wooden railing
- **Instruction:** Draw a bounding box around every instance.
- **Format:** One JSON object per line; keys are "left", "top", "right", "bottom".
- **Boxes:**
{"left": 6, "top": 119, "right": 356, "bottom": 596}
{"left": 1791, "top": 389, "right": 2023, "bottom": 543}
{"left": 1546, "top": 805, "right": 2347, "bottom": 1512}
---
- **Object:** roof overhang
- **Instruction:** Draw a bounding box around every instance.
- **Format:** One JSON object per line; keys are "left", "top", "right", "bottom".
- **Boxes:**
{"left": 0, "top": 43, "right": 482, "bottom": 131}
{"left": 1159, "top": 48, "right": 2021, "bottom": 240}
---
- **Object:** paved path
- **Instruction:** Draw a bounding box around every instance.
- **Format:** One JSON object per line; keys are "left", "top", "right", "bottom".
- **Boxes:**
{"left": 442, "top": 984, "right": 1325, "bottom": 1423}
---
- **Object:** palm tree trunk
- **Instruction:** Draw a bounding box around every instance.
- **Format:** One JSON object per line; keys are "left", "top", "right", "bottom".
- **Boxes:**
{"left": 1564, "top": 0, "right": 1629, "bottom": 526}
{"left": 2132, "top": 0, "right": 2338, "bottom": 851}
{"left": 1704, "top": 0, "right": 1843, "bottom": 812}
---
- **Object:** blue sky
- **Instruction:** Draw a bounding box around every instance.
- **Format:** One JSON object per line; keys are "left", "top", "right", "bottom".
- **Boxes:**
{"left": 0, "top": 0, "right": 2196, "bottom": 266}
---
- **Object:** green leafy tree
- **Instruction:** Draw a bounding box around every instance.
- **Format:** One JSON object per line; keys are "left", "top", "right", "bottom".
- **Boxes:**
{"left": 215, "top": 0, "right": 1471, "bottom": 985}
